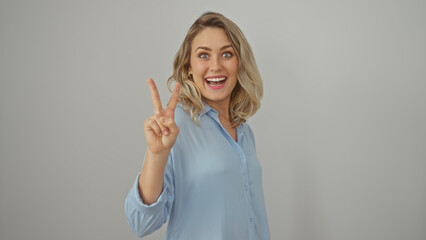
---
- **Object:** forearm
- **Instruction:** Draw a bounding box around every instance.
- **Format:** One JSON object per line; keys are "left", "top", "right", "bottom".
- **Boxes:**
{"left": 138, "top": 149, "right": 170, "bottom": 205}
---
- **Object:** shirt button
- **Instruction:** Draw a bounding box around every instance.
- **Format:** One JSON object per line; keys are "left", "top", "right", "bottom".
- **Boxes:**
{"left": 244, "top": 185, "right": 249, "bottom": 191}
{"left": 249, "top": 217, "right": 253, "bottom": 223}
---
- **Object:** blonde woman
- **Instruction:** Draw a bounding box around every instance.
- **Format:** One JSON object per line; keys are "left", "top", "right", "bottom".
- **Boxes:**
{"left": 125, "top": 12, "right": 270, "bottom": 239}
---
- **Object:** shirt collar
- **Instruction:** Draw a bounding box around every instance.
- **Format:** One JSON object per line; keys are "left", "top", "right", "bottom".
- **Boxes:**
{"left": 198, "top": 101, "right": 245, "bottom": 141}
{"left": 199, "top": 101, "right": 217, "bottom": 117}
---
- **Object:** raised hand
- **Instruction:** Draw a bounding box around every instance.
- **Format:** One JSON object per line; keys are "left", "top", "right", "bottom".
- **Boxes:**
{"left": 144, "top": 78, "right": 181, "bottom": 154}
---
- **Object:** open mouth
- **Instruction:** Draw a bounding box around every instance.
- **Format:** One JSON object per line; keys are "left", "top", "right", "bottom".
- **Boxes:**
{"left": 205, "top": 77, "right": 227, "bottom": 88}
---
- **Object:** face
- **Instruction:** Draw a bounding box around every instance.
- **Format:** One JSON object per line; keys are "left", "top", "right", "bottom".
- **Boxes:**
{"left": 189, "top": 27, "right": 238, "bottom": 108}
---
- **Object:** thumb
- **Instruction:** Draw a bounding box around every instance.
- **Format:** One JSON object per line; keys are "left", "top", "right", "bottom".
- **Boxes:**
{"left": 160, "top": 117, "right": 179, "bottom": 134}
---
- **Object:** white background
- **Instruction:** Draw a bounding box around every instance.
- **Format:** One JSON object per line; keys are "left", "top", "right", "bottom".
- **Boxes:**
{"left": 1, "top": 0, "right": 425, "bottom": 239}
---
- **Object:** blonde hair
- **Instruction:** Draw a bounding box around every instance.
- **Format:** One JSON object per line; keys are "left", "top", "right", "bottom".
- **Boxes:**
{"left": 167, "top": 12, "right": 263, "bottom": 128}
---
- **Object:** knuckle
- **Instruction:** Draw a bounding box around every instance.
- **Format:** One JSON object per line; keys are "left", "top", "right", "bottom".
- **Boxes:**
{"left": 144, "top": 118, "right": 152, "bottom": 126}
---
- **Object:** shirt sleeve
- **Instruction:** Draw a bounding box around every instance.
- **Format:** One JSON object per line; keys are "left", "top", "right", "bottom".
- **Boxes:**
{"left": 124, "top": 152, "right": 175, "bottom": 237}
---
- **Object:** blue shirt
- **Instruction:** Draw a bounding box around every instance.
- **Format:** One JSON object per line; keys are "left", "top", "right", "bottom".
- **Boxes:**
{"left": 125, "top": 104, "right": 270, "bottom": 239}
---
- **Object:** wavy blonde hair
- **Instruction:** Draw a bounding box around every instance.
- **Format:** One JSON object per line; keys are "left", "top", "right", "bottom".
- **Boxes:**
{"left": 167, "top": 12, "right": 263, "bottom": 128}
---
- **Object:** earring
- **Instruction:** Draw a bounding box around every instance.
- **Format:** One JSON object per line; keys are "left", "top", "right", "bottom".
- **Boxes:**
{"left": 188, "top": 72, "right": 193, "bottom": 79}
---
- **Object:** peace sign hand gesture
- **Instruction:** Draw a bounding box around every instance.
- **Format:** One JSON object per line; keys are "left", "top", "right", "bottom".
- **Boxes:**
{"left": 144, "top": 78, "right": 181, "bottom": 155}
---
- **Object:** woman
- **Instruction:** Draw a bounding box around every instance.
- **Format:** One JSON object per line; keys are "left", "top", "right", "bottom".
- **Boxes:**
{"left": 125, "top": 12, "right": 270, "bottom": 239}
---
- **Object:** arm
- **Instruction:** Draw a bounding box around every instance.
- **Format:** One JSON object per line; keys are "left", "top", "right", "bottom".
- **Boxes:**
{"left": 125, "top": 78, "right": 180, "bottom": 237}
{"left": 140, "top": 78, "right": 180, "bottom": 204}
{"left": 125, "top": 151, "right": 175, "bottom": 237}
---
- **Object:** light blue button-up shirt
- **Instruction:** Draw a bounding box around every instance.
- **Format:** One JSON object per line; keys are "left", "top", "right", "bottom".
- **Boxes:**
{"left": 125, "top": 104, "right": 270, "bottom": 239}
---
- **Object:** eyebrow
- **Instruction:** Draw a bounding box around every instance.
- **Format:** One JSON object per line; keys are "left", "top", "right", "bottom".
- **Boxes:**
{"left": 194, "top": 44, "right": 233, "bottom": 53}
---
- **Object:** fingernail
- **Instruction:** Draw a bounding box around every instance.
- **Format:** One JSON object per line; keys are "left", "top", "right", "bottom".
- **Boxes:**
{"left": 163, "top": 130, "right": 169, "bottom": 136}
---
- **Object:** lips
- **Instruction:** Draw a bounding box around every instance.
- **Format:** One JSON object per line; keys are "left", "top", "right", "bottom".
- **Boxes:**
{"left": 205, "top": 76, "right": 227, "bottom": 90}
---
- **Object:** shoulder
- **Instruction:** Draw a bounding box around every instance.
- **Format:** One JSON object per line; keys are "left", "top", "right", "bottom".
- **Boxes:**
{"left": 170, "top": 105, "right": 199, "bottom": 154}
{"left": 174, "top": 104, "right": 192, "bottom": 125}
{"left": 173, "top": 104, "right": 199, "bottom": 133}
{"left": 242, "top": 122, "right": 255, "bottom": 139}
{"left": 240, "top": 122, "right": 257, "bottom": 149}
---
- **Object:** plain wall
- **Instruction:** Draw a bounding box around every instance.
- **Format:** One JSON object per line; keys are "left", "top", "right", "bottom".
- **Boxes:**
{"left": 1, "top": 0, "right": 425, "bottom": 239}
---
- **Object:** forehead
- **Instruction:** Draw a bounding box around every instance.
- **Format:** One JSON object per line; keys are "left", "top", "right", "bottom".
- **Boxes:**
{"left": 191, "top": 27, "right": 231, "bottom": 50}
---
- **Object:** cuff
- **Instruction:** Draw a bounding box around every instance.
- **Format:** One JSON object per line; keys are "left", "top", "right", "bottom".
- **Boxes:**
{"left": 130, "top": 172, "right": 168, "bottom": 215}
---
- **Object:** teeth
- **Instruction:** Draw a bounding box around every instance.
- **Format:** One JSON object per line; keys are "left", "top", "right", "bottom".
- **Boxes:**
{"left": 206, "top": 77, "right": 226, "bottom": 82}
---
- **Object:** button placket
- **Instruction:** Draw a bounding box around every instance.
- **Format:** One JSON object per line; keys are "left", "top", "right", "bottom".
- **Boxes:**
{"left": 206, "top": 115, "right": 255, "bottom": 237}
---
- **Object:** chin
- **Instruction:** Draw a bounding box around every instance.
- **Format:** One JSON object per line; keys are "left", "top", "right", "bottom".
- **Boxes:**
{"left": 203, "top": 94, "right": 230, "bottom": 104}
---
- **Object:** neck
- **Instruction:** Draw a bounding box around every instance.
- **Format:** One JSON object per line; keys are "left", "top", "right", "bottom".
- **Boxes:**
{"left": 205, "top": 98, "right": 231, "bottom": 121}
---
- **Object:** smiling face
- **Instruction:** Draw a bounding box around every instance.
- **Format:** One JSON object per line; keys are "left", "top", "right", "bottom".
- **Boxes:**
{"left": 189, "top": 27, "right": 239, "bottom": 109}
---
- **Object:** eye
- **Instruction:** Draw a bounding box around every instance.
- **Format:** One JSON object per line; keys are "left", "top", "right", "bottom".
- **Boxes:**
{"left": 222, "top": 52, "right": 233, "bottom": 58}
{"left": 198, "top": 53, "right": 209, "bottom": 59}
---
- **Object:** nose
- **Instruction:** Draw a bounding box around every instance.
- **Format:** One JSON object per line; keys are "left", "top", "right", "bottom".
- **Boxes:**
{"left": 209, "top": 56, "right": 222, "bottom": 72}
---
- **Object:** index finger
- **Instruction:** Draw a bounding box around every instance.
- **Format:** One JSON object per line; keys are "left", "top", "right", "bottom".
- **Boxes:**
{"left": 167, "top": 82, "right": 180, "bottom": 111}
{"left": 147, "top": 78, "right": 162, "bottom": 114}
